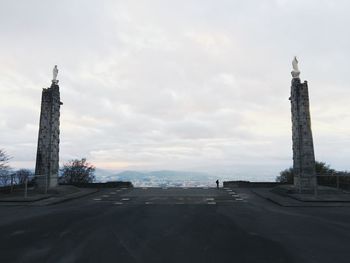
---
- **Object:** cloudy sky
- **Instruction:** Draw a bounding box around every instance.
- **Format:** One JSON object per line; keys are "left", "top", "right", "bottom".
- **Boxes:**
{"left": 1, "top": 0, "right": 350, "bottom": 180}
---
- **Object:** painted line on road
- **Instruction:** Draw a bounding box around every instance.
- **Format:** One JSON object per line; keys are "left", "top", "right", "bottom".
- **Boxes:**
{"left": 205, "top": 198, "right": 214, "bottom": 201}
{"left": 102, "top": 195, "right": 109, "bottom": 198}
{"left": 114, "top": 202, "right": 123, "bottom": 205}
{"left": 145, "top": 202, "right": 153, "bottom": 205}
{"left": 93, "top": 198, "right": 102, "bottom": 201}
{"left": 207, "top": 202, "right": 216, "bottom": 205}
{"left": 121, "top": 198, "right": 130, "bottom": 201}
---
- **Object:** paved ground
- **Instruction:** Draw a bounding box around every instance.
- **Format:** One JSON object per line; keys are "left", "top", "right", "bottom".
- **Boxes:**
{"left": 252, "top": 188, "right": 350, "bottom": 207}
{"left": 0, "top": 186, "right": 98, "bottom": 206}
{"left": 91, "top": 187, "right": 245, "bottom": 205}
{"left": 0, "top": 187, "right": 349, "bottom": 263}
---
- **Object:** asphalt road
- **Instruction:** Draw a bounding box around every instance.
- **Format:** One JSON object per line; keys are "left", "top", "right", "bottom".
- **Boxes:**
{"left": 0, "top": 187, "right": 349, "bottom": 263}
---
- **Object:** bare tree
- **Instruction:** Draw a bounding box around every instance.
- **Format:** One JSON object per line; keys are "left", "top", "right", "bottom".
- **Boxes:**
{"left": 0, "top": 149, "right": 11, "bottom": 186}
{"left": 0, "top": 149, "right": 10, "bottom": 170}
{"left": 14, "top": 169, "right": 34, "bottom": 184}
{"left": 60, "top": 158, "right": 96, "bottom": 184}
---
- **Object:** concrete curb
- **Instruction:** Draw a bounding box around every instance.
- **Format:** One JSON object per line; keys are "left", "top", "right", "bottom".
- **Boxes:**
{"left": 251, "top": 188, "right": 350, "bottom": 207}
{"left": 0, "top": 194, "right": 52, "bottom": 203}
{"left": 0, "top": 188, "right": 99, "bottom": 206}
{"left": 32, "top": 188, "right": 99, "bottom": 206}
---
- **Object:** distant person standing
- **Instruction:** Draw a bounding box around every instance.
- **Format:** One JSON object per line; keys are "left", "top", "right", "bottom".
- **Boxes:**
{"left": 216, "top": 179, "right": 219, "bottom": 189}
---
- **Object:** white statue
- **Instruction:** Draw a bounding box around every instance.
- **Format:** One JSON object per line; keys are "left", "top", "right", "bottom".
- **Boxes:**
{"left": 52, "top": 65, "right": 59, "bottom": 83}
{"left": 291, "top": 56, "right": 300, "bottom": 78}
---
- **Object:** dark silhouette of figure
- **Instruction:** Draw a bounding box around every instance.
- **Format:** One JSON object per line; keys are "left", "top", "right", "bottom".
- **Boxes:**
{"left": 216, "top": 179, "right": 219, "bottom": 189}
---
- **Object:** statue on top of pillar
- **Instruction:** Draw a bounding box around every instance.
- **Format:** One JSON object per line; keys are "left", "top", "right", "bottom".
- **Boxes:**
{"left": 291, "top": 56, "right": 300, "bottom": 79}
{"left": 52, "top": 65, "right": 59, "bottom": 84}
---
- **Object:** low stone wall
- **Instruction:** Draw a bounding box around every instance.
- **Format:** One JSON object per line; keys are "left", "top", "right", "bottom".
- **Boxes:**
{"left": 59, "top": 181, "right": 133, "bottom": 188}
{"left": 223, "top": 181, "right": 287, "bottom": 188}
{"left": 223, "top": 177, "right": 350, "bottom": 190}
{"left": 317, "top": 176, "right": 350, "bottom": 190}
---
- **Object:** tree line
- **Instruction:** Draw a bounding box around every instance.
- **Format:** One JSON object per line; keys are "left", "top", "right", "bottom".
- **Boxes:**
{"left": 276, "top": 161, "right": 350, "bottom": 183}
{"left": 0, "top": 149, "right": 95, "bottom": 187}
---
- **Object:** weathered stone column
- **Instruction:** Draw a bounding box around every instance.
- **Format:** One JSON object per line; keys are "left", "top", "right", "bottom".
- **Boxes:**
{"left": 35, "top": 66, "right": 62, "bottom": 190}
{"left": 290, "top": 58, "right": 316, "bottom": 191}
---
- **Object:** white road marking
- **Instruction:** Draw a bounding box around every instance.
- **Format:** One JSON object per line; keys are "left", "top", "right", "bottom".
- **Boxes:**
{"left": 114, "top": 202, "right": 123, "bottom": 205}
{"left": 121, "top": 198, "right": 130, "bottom": 201}
{"left": 235, "top": 198, "right": 244, "bottom": 201}
{"left": 205, "top": 198, "right": 215, "bottom": 201}
{"left": 102, "top": 195, "right": 109, "bottom": 198}
{"left": 145, "top": 202, "right": 153, "bottom": 205}
{"left": 93, "top": 198, "right": 102, "bottom": 201}
{"left": 207, "top": 202, "right": 216, "bottom": 205}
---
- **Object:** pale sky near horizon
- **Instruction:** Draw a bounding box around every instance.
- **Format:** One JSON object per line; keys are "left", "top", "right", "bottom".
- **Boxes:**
{"left": 1, "top": 0, "right": 350, "bottom": 179}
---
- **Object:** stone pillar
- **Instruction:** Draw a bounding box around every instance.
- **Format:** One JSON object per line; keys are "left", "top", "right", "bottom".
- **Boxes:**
{"left": 35, "top": 81, "right": 62, "bottom": 190}
{"left": 290, "top": 78, "right": 316, "bottom": 190}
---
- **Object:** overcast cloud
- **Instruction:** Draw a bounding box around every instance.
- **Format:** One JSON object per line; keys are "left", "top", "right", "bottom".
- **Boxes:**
{"left": 1, "top": 0, "right": 350, "bottom": 180}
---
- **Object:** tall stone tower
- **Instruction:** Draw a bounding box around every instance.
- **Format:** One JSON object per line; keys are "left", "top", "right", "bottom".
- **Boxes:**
{"left": 35, "top": 65, "right": 62, "bottom": 190}
{"left": 290, "top": 57, "right": 316, "bottom": 191}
